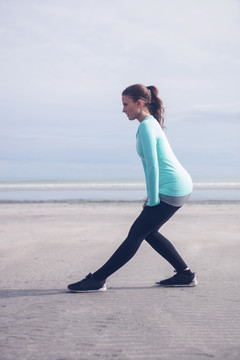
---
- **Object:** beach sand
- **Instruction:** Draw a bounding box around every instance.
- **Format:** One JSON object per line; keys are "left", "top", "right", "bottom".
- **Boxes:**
{"left": 0, "top": 201, "right": 239, "bottom": 360}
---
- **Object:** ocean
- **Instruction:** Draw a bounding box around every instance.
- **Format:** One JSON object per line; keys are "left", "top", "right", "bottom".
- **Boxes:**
{"left": 0, "top": 180, "right": 240, "bottom": 202}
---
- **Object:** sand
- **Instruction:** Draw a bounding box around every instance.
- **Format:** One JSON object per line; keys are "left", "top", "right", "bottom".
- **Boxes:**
{"left": 0, "top": 201, "right": 240, "bottom": 360}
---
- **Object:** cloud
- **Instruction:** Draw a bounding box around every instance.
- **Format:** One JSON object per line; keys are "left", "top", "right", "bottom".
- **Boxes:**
{"left": 1, "top": 0, "right": 240, "bottom": 180}
{"left": 1, "top": 0, "right": 240, "bottom": 107}
{"left": 168, "top": 102, "right": 240, "bottom": 124}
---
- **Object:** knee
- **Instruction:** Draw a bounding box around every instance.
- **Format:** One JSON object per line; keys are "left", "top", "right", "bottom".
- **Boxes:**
{"left": 146, "top": 230, "right": 157, "bottom": 238}
{"left": 126, "top": 227, "right": 146, "bottom": 245}
{"left": 145, "top": 230, "right": 159, "bottom": 243}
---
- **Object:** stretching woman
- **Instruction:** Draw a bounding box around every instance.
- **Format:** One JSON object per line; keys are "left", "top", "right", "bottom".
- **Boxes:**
{"left": 68, "top": 84, "right": 197, "bottom": 292}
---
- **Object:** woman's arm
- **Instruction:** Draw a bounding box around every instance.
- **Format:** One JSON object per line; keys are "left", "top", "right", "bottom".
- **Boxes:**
{"left": 138, "top": 121, "right": 160, "bottom": 206}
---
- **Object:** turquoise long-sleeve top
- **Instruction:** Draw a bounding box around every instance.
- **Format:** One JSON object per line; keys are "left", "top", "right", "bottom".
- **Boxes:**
{"left": 136, "top": 115, "right": 193, "bottom": 207}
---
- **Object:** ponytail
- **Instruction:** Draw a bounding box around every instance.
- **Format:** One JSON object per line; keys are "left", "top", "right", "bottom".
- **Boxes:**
{"left": 122, "top": 84, "right": 165, "bottom": 129}
{"left": 146, "top": 86, "right": 165, "bottom": 129}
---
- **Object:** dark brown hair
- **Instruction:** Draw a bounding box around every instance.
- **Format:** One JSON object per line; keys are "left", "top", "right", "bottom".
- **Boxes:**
{"left": 122, "top": 84, "right": 165, "bottom": 129}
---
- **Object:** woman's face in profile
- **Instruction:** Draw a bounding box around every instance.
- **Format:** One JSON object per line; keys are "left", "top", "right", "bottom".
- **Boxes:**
{"left": 122, "top": 95, "right": 140, "bottom": 121}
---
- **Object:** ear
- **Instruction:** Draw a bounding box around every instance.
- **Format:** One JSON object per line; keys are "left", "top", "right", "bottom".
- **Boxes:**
{"left": 137, "top": 99, "right": 143, "bottom": 107}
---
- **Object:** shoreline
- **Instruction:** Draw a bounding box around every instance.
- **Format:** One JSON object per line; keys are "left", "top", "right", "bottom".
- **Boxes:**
{"left": 1, "top": 199, "right": 240, "bottom": 205}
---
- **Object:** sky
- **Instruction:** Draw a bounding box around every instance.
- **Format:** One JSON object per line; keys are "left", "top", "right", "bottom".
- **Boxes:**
{"left": 1, "top": 0, "right": 240, "bottom": 182}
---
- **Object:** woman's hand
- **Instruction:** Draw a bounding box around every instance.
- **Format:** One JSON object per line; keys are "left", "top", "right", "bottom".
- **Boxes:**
{"left": 143, "top": 197, "right": 149, "bottom": 209}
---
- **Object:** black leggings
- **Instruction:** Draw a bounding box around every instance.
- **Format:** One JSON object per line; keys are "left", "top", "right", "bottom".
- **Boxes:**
{"left": 93, "top": 201, "right": 188, "bottom": 281}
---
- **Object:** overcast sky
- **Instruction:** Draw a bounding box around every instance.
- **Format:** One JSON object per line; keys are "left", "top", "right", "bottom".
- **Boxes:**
{"left": 1, "top": 0, "right": 240, "bottom": 181}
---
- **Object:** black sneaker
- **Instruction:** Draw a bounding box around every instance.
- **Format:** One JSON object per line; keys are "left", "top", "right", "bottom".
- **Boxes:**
{"left": 67, "top": 273, "right": 107, "bottom": 293}
{"left": 156, "top": 270, "right": 197, "bottom": 287}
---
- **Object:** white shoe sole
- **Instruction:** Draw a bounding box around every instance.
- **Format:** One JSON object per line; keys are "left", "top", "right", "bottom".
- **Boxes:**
{"left": 157, "top": 276, "right": 198, "bottom": 287}
{"left": 68, "top": 284, "right": 107, "bottom": 293}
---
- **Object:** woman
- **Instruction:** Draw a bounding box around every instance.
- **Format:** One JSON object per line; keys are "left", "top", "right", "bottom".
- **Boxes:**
{"left": 68, "top": 84, "right": 197, "bottom": 292}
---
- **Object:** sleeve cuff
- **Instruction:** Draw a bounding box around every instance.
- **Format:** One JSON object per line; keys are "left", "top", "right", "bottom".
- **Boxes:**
{"left": 146, "top": 197, "right": 160, "bottom": 207}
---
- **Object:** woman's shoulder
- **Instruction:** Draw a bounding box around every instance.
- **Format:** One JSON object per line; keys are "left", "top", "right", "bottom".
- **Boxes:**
{"left": 139, "top": 117, "right": 162, "bottom": 134}
{"left": 139, "top": 116, "right": 154, "bottom": 128}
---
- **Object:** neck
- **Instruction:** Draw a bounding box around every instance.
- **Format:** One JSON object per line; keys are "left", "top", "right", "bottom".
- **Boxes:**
{"left": 137, "top": 111, "right": 151, "bottom": 123}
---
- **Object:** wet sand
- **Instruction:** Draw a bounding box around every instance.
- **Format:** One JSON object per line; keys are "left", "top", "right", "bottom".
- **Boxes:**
{"left": 0, "top": 201, "right": 239, "bottom": 360}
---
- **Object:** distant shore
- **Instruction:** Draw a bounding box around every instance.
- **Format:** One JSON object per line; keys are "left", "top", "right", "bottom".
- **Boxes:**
{"left": 1, "top": 199, "right": 240, "bottom": 205}
{"left": 1, "top": 180, "right": 240, "bottom": 202}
